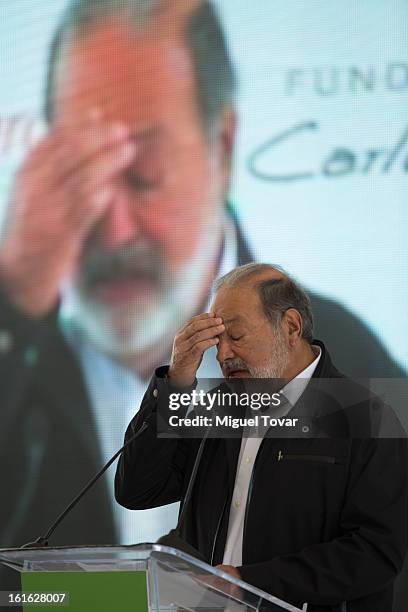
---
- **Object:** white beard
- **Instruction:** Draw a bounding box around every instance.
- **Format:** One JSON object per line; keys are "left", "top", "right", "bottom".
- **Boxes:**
{"left": 249, "top": 327, "right": 290, "bottom": 379}
{"left": 61, "top": 214, "right": 223, "bottom": 358}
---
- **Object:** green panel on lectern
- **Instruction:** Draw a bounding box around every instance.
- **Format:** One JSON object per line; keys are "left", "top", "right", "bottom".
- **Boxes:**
{"left": 21, "top": 571, "right": 148, "bottom": 612}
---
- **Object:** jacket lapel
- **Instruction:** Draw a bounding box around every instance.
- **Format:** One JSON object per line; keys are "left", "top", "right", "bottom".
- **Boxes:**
{"left": 224, "top": 437, "right": 242, "bottom": 491}
{"left": 34, "top": 325, "right": 104, "bottom": 470}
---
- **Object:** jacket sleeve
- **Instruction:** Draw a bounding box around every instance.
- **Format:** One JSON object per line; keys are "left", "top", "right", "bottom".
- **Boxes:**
{"left": 238, "top": 437, "right": 408, "bottom": 608}
{"left": 115, "top": 367, "right": 199, "bottom": 510}
{"left": 0, "top": 285, "right": 58, "bottom": 437}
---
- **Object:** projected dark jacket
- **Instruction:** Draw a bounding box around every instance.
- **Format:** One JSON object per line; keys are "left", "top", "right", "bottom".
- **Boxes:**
{"left": 115, "top": 341, "right": 408, "bottom": 612}
{"left": 0, "top": 212, "right": 407, "bottom": 608}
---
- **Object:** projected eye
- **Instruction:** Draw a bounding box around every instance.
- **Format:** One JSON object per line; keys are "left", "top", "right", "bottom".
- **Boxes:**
{"left": 124, "top": 132, "right": 166, "bottom": 192}
{"left": 230, "top": 335, "right": 243, "bottom": 342}
{"left": 125, "top": 172, "right": 160, "bottom": 191}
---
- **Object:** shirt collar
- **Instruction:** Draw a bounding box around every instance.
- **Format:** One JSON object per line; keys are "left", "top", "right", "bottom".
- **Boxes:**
{"left": 281, "top": 345, "right": 322, "bottom": 408}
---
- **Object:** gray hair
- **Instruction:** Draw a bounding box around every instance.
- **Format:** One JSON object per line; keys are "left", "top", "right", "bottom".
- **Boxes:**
{"left": 214, "top": 263, "right": 314, "bottom": 343}
{"left": 44, "top": 0, "right": 237, "bottom": 135}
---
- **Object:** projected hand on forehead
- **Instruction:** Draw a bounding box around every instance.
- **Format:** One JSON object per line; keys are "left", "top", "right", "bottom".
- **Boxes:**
{"left": 124, "top": 126, "right": 167, "bottom": 193}
{"left": 0, "top": 110, "right": 137, "bottom": 317}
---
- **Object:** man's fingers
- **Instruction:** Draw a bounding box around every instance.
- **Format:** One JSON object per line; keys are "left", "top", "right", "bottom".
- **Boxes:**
{"left": 85, "top": 140, "right": 136, "bottom": 198}
{"left": 169, "top": 317, "right": 221, "bottom": 383}
{"left": 62, "top": 140, "right": 137, "bottom": 227}
{"left": 50, "top": 121, "right": 134, "bottom": 188}
{"left": 189, "top": 337, "right": 219, "bottom": 357}
{"left": 182, "top": 316, "right": 223, "bottom": 340}
{"left": 174, "top": 336, "right": 219, "bottom": 364}
{"left": 178, "top": 312, "right": 215, "bottom": 334}
{"left": 182, "top": 324, "right": 224, "bottom": 350}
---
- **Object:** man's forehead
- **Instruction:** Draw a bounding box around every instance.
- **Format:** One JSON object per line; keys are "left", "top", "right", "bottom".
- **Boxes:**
{"left": 221, "top": 316, "right": 244, "bottom": 325}
{"left": 213, "top": 307, "right": 259, "bottom": 328}
{"left": 212, "top": 287, "right": 260, "bottom": 316}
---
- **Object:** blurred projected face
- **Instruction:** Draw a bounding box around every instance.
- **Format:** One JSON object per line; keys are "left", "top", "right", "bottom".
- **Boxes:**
{"left": 54, "top": 19, "right": 230, "bottom": 355}
{"left": 213, "top": 282, "right": 290, "bottom": 379}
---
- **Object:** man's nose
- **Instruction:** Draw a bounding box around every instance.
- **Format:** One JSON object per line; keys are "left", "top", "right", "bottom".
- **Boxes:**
{"left": 100, "top": 193, "right": 140, "bottom": 249}
{"left": 216, "top": 335, "right": 235, "bottom": 364}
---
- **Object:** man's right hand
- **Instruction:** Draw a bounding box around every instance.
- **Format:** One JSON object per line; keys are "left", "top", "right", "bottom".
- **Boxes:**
{"left": 0, "top": 111, "right": 136, "bottom": 317}
{"left": 168, "top": 313, "right": 225, "bottom": 387}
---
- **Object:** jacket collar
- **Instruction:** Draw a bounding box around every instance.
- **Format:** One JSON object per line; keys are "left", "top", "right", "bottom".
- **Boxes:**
{"left": 310, "top": 338, "right": 341, "bottom": 379}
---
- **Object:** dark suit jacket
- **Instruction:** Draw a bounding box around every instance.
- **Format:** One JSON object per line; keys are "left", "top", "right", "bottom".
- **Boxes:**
{"left": 0, "top": 212, "right": 407, "bottom": 608}
{"left": 115, "top": 342, "right": 408, "bottom": 612}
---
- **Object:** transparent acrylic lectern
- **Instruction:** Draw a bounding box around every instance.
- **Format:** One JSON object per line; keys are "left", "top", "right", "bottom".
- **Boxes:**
{"left": 0, "top": 544, "right": 307, "bottom": 611}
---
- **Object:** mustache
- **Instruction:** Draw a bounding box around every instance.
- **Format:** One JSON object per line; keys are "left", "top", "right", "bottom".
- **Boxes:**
{"left": 223, "top": 358, "right": 249, "bottom": 375}
{"left": 78, "top": 240, "right": 164, "bottom": 290}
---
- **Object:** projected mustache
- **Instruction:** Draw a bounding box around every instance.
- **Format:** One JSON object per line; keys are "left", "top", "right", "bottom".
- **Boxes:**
{"left": 79, "top": 241, "right": 165, "bottom": 291}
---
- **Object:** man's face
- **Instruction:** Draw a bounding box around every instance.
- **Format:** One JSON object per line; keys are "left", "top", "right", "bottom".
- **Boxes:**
{"left": 54, "top": 19, "right": 232, "bottom": 354}
{"left": 212, "top": 281, "right": 291, "bottom": 379}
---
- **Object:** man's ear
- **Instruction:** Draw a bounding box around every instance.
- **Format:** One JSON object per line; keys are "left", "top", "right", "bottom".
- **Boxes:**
{"left": 221, "top": 106, "right": 236, "bottom": 161}
{"left": 283, "top": 308, "right": 303, "bottom": 346}
{"left": 218, "top": 105, "right": 237, "bottom": 192}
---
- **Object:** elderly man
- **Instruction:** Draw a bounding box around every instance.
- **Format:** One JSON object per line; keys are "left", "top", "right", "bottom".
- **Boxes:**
{"left": 0, "top": 0, "right": 404, "bottom": 576}
{"left": 115, "top": 263, "right": 407, "bottom": 612}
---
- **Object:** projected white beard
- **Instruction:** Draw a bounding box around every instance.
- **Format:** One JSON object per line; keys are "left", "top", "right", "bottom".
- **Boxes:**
{"left": 61, "top": 216, "right": 223, "bottom": 358}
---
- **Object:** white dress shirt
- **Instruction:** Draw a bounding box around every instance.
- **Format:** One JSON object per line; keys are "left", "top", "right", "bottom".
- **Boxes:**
{"left": 222, "top": 346, "right": 322, "bottom": 567}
